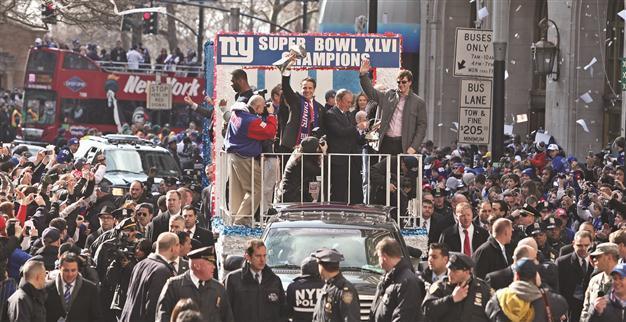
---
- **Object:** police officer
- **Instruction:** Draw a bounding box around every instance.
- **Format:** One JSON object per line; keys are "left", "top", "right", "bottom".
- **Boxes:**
{"left": 156, "top": 246, "right": 234, "bottom": 322}
{"left": 422, "top": 253, "right": 491, "bottom": 322}
{"left": 286, "top": 256, "right": 325, "bottom": 322}
{"left": 312, "top": 248, "right": 360, "bottom": 322}
{"left": 544, "top": 217, "right": 565, "bottom": 259}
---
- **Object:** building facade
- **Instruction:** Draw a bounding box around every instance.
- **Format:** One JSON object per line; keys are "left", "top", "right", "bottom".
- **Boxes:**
{"left": 0, "top": 22, "right": 43, "bottom": 90}
{"left": 419, "top": 0, "right": 624, "bottom": 158}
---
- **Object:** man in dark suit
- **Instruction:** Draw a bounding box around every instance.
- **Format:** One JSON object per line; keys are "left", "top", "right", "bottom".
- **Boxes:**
{"left": 146, "top": 190, "right": 182, "bottom": 242}
{"left": 182, "top": 205, "right": 214, "bottom": 248}
{"left": 120, "top": 232, "right": 179, "bottom": 322}
{"left": 422, "top": 199, "right": 444, "bottom": 245}
{"left": 486, "top": 243, "right": 560, "bottom": 292}
{"left": 421, "top": 243, "right": 449, "bottom": 287}
{"left": 324, "top": 89, "right": 367, "bottom": 204}
{"left": 473, "top": 218, "right": 513, "bottom": 279}
{"left": 439, "top": 202, "right": 489, "bottom": 256}
{"left": 556, "top": 230, "right": 594, "bottom": 322}
{"left": 45, "top": 252, "right": 101, "bottom": 322}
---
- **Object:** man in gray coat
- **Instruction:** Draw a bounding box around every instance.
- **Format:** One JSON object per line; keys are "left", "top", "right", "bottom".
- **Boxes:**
{"left": 359, "top": 58, "right": 427, "bottom": 155}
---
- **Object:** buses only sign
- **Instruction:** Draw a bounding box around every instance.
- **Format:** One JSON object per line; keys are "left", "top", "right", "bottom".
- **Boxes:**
{"left": 454, "top": 28, "right": 494, "bottom": 78}
{"left": 458, "top": 79, "right": 492, "bottom": 144}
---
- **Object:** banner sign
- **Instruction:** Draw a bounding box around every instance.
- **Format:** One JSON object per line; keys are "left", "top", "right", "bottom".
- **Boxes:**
{"left": 216, "top": 33, "right": 402, "bottom": 68}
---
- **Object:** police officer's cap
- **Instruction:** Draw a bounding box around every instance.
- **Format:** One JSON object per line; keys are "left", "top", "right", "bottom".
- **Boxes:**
{"left": 447, "top": 252, "right": 474, "bottom": 270}
{"left": 112, "top": 207, "right": 132, "bottom": 220}
{"left": 519, "top": 204, "right": 539, "bottom": 218}
{"left": 543, "top": 216, "right": 560, "bottom": 230}
{"left": 188, "top": 246, "right": 216, "bottom": 263}
{"left": 312, "top": 247, "right": 345, "bottom": 263}
{"left": 117, "top": 217, "right": 137, "bottom": 231}
{"left": 525, "top": 222, "right": 543, "bottom": 236}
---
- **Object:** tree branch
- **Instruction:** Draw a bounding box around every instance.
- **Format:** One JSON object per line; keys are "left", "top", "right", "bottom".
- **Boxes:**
{"left": 280, "top": 8, "right": 319, "bottom": 28}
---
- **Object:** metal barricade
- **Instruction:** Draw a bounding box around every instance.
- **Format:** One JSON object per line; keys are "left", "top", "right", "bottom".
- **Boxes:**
{"left": 216, "top": 150, "right": 423, "bottom": 228}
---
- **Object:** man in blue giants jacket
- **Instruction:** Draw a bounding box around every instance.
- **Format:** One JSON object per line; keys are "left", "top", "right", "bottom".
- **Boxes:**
{"left": 224, "top": 95, "right": 277, "bottom": 226}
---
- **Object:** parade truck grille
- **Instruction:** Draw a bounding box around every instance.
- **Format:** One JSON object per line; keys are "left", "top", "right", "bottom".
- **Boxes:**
{"left": 359, "top": 294, "right": 375, "bottom": 321}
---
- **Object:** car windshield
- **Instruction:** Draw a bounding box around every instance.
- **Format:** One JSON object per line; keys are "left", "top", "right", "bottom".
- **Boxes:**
{"left": 105, "top": 149, "right": 180, "bottom": 176}
{"left": 265, "top": 226, "right": 391, "bottom": 274}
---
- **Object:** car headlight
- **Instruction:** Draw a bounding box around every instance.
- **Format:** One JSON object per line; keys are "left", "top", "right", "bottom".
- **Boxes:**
{"left": 111, "top": 188, "right": 125, "bottom": 196}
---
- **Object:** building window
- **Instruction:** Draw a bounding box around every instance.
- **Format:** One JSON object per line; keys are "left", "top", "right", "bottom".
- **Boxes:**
{"left": 604, "top": 1, "right": 624, "bottom": 145}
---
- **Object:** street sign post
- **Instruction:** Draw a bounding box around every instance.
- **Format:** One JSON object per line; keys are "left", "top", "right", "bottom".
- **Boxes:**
{"left": 147, "top": 82, "right": 172, "bottom": 110}
{"left": 454, "top": 28, "right": 494, "bottom": 78}
{"left": 458, "top": 79, "right": 492, "bottom": 144}
{"left": 621, "top": 58, "right": 626, "bottom": 91}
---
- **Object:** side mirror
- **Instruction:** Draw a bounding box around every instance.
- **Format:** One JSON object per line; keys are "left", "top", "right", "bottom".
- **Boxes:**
{"left": 407, "top": 246, "right": 422, "bottom": 259}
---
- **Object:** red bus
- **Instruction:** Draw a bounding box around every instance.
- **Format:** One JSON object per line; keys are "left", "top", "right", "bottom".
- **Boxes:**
{"left": 21, "top": 47, "right": 205, "bottom": 143}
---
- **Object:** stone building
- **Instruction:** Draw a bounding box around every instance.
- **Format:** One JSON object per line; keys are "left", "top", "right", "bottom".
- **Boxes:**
{"left": 0, "top": 21, "right": 43, "bottom": 89}
{"left": 419, "top": 0, "right": 624, "bottom": 158}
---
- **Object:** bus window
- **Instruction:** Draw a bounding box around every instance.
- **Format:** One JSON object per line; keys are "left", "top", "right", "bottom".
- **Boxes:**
{"left": 62, "top": 53, "right": 98, "bottom": 70}
{"left": 26, "top": 50, "right": 56, "bottom": 74}
{"left": 61, "top": 98, "right": 115, "bottom": 125}
{"left": 23, "top": 89, "right": 56, "bottom": 125}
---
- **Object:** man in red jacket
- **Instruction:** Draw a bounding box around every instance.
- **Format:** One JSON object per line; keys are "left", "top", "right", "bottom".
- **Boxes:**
{"left": 224, "top": 95, "right": 277, "bottom": 226}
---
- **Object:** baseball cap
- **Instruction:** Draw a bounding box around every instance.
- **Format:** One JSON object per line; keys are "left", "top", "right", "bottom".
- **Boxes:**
{"left": 589, "top": 242, "right": 619, "bottom": 258}
{"left": 68, "top": 137, "right": 79, "bottom": 146}
{"left": 512, "top": 258, "right": 538, "bottom": 280}
{"left": 42, "top": 227, "right": 61, "bottom": 243}
{"left": 611, "top": 263, "right": 626, "bottom": 278}
{"left": 547, "top": 144, "right": 559, "bottom": 151}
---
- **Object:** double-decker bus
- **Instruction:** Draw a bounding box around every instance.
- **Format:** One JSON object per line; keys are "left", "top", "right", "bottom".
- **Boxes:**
{"left": 22, "top": 47, "right": 205, "bottom": 142}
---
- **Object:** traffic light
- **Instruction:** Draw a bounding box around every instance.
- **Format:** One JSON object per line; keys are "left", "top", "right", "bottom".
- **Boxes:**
{"left": 142, "top": 12, "right": 158, "bottom": 35}
{"left": 41, "top": 1, "right": 57, "bottom": 24}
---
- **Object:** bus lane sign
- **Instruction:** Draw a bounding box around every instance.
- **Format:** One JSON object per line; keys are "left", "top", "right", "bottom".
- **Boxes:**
{"left": 458, "top": 79, "right": 492, "bottom": 144}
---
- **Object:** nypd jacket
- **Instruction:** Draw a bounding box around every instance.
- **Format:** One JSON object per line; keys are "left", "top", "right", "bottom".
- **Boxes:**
{"left": 369, "top": 258, "right": 423, "bottom": 322}
{"left": 224, "top": 103, "right": 277, "bottom": 158}
{"left": 224, "top": 263, "right": 287, "bottom": 322}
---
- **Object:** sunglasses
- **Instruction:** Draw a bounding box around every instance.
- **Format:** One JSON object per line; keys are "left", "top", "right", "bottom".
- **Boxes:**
{"left": 397, "top": 80, "right": 409, "bottom": 85}
{"left": 136, "top": 212, "right": 149, "bottom": 217}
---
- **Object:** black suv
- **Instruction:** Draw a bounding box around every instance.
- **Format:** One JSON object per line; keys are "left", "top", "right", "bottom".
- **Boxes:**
{"left": 262, "top": 202, "right": 421, "bottom": 321}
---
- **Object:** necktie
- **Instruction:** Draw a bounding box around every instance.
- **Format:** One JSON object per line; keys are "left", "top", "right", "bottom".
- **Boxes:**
{"left": 463, "top": 229, "right": 471, "bottom": 256}
{"left": 170, "top": 261, "right": 177, "bottom": 275}
{"left": 199, "top": 281, "right": 205, "bottom": 289}
{"left": 255, "top": 272, "right": 261, "bottom": 284}
{"left": 64, "top": 284, "right": 72, "bottom": 307}
{"left": 581, "top": 260, "right": 587, "bottom": 275}
{"left": 502, "top": 247, "right": 508, "bottom": 265}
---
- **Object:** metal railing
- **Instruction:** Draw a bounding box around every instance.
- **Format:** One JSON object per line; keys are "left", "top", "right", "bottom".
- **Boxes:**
{"left": 215, "top": 151, "right": 423, "bottom": 227}
{"left": 95, "top": 60, "right": 204, "bottom": 77}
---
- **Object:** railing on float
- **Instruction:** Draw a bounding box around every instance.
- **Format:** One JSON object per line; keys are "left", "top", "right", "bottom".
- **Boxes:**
{"left": 215, "top": 151, "right": 423, "bottom": 228}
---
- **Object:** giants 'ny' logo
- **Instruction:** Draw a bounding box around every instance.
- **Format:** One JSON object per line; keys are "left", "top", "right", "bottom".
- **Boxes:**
{"left": 219, "top": 36, "right": 254, "bottom": 64}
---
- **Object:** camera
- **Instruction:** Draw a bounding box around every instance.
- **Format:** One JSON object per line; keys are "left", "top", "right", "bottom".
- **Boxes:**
{"left": 254, "top": 88, "right": 268, "bottom": 98}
